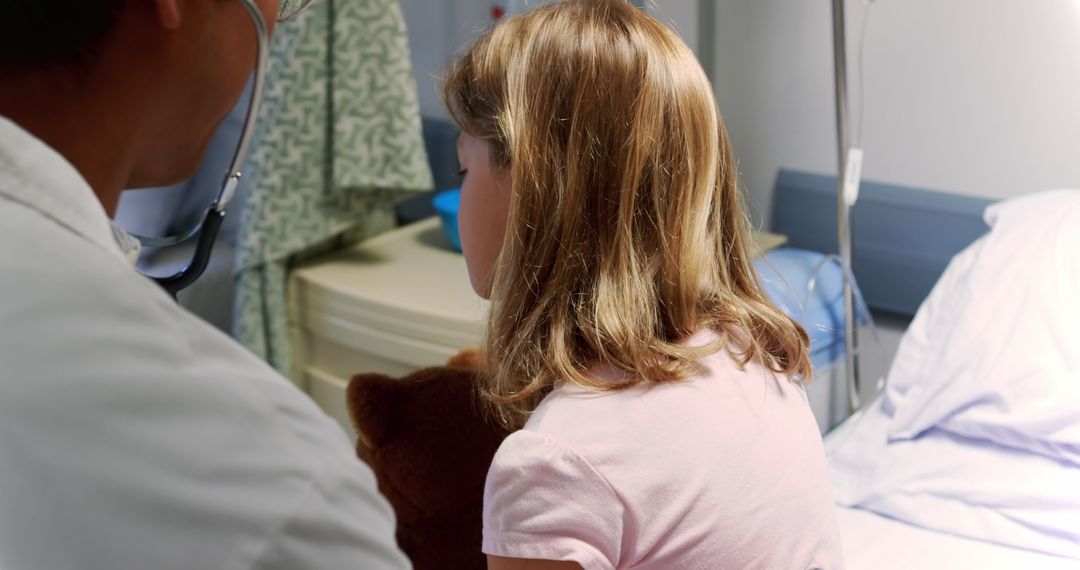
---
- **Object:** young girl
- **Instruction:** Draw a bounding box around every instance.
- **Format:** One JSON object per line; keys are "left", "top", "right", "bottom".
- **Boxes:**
{"left": 443, "top": 1, "right": 843, "bottom": 568}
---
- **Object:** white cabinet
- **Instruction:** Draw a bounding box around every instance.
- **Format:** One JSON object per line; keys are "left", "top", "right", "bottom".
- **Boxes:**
{"left": 290, "top": 219, "right": 488, "bottom": 431}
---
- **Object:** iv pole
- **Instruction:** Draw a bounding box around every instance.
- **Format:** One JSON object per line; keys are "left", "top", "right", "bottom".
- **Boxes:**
{"left": 831, "top": 0, "right": 861, "bottom": 413}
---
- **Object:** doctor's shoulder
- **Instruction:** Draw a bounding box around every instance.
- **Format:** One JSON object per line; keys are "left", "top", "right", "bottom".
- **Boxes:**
{"left": 0, "top": 225, "right": 408, "bottom": 570}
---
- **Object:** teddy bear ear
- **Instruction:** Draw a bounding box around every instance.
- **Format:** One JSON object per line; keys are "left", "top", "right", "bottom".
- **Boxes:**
{"left": 347, "top": 373, "right": 400, "bottom": 448}
{"left": 447, "top": 347, "right": 483, "bottom": 370}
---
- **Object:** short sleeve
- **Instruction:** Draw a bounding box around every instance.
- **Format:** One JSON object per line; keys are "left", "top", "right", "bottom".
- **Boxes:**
{"left": 483, "top": 430, "right": 627, "bottom": 570}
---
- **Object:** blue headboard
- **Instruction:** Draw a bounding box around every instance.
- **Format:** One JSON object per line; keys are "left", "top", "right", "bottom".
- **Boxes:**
{"left": 770, "top": 170, "right": 996, "bottom": 317}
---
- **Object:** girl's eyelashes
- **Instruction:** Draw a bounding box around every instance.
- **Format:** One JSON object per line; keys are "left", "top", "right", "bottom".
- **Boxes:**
{"left": 457, "top": 168, "right": 469, "bottom": 178}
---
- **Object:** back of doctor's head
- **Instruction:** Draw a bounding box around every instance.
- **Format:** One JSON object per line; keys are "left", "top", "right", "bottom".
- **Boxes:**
{"left": 443, "top": 0, "right": 812, "bottom": 428}
{"left": 0, "top": 0, "right": 125, "bottom": 77}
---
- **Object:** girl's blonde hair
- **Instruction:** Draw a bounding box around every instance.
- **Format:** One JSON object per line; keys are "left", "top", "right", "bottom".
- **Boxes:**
{"left": 443, "top": 0, "right": 811, "bottom": 428}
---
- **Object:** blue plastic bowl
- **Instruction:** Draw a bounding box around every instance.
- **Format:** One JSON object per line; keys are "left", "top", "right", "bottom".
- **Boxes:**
{"left": 432, "top": 188, "right": 462, "bottom": 252}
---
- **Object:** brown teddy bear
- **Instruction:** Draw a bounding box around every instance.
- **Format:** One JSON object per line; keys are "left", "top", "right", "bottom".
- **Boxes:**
{"left": 347, "top": 351, "right": 511, "bottom": 570}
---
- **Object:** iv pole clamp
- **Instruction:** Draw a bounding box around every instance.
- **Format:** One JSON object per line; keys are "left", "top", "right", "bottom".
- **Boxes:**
{"left": 831, "top": 0, "right": 862, "bottom": 413}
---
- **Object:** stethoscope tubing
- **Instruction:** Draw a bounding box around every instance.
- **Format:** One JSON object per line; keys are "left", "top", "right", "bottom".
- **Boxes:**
{"left": 136, "top": 0, "right": 270, "bottom": 297}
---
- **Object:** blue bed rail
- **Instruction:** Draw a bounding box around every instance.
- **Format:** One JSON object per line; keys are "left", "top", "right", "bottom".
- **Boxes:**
{"left": 770, "top": 170, "right": 996, "bottom": 317}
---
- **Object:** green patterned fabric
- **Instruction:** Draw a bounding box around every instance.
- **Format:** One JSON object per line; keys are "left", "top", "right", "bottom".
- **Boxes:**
{"left": 234, "top": 0, "right": 433, "bottom": 377}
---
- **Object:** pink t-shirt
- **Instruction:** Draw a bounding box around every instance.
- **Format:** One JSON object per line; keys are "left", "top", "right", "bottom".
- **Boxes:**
{"left": 482, "top": 330, "right": 844, "bottom": 569}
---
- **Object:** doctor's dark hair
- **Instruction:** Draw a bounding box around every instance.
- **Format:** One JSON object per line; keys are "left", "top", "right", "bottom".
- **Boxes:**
{"left": 0, "top": 0, "right": 126, "bottom": 76}
{"left": 443, "top": 0, "right": 813, "bottom": 429}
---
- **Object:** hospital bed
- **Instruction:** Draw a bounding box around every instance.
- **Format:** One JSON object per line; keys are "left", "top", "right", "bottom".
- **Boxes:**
{"left": 773, "top": 171, "right": 1080, "bottom": 568}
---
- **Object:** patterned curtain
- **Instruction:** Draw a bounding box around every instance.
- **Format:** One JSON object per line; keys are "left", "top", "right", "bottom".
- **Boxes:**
{"left": 234, "top": 0, "right": 433, "bottom": 377}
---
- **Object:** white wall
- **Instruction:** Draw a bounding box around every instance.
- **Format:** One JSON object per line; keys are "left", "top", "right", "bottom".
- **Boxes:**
{"left": 399, "top": 0, "right": 488, "bottom": 120}
{"left": 711, "top": 0, "right": 1080, "bottom": 226}
{"left": 711, "top": 0, "right": 1080, "bottom": 381}
{"left": 648, "top": 1, "right": 702, "bottom": 61}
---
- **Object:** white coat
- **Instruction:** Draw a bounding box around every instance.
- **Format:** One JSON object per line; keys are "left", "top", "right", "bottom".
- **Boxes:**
{"left": 0, "top": 116, "right": 410, "bottom": 570}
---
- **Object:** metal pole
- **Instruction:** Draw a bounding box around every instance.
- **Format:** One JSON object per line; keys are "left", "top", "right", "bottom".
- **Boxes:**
{"left": 831, "top": 0, "right": 861, "bottom": 413}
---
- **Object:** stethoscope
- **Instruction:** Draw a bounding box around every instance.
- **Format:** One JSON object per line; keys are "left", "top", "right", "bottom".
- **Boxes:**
{"left": 127, "top": 0, "right": 315, "bottom": 297}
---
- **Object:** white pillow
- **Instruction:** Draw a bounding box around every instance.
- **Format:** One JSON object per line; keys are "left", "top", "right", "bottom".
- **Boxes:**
{"left": 884, "top": 189, "right": 1080, "bottom": 465}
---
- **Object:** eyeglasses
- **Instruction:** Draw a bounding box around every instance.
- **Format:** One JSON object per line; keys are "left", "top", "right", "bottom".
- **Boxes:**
{"left": 278, "top": 0, "right": 317, "bottom": 22}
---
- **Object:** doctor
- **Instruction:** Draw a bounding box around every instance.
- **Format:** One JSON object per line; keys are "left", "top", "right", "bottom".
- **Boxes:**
{"left": 0, "top": 1, "right": 410, "bottom": 569}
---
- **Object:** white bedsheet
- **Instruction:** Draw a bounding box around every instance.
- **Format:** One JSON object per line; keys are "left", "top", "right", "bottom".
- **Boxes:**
{"left": 827, "top": 394, "right": 1080, "bottom": 560}
{"left": 837, "top": 506, "right": 1080, "bottom": 570}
